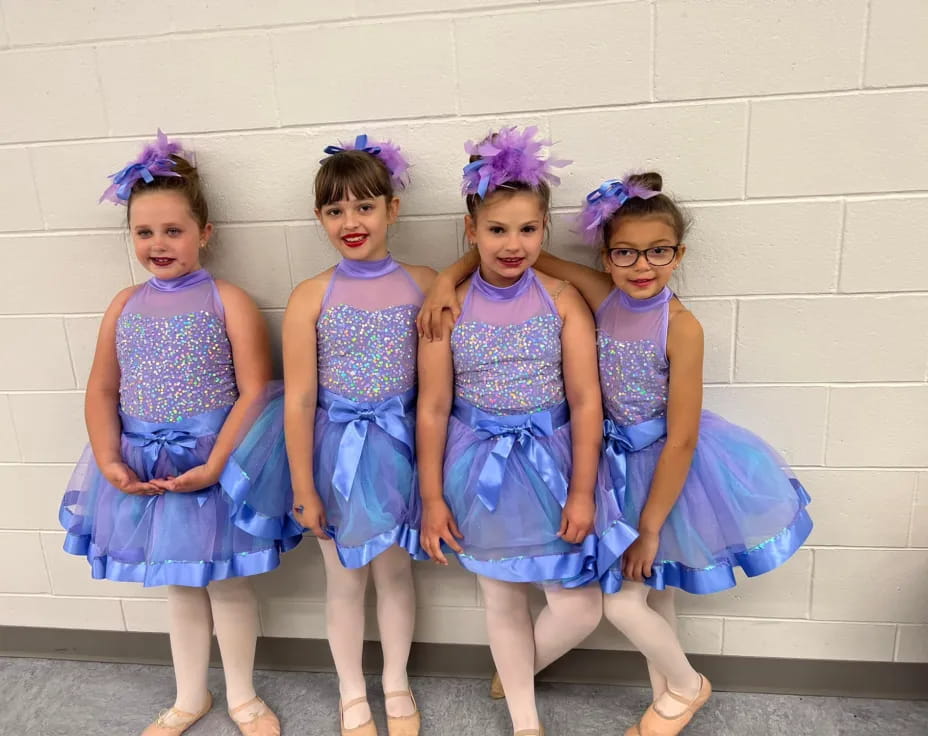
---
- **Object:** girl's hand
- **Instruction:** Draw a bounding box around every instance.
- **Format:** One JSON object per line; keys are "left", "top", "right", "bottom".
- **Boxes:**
{"left": 416, "top": 273, "right": 462, "bottom": 342}
{"left": 558, "top": 493, "right": 594, "bottom": 544}
{"left": 421, "top": 499, "right": 463, "bottom": 565}
{"left": 292, "top": 490, "right": 329, "bottom": 540}
{"left": 101, "top": 461, "right": 162, "bottom": 496}
{"left": 150, "top": 464, "right": 220, "bottom": 494}
{"left": 622, "top": 531, "right": 660, "bottom": 582}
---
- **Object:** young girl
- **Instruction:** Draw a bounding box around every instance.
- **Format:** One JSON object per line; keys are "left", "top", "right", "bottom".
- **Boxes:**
{"left": 423, "top": 172, "right": 812, "bottom": 735}
{"left": 283, "top": 135, "right": 430, "bottom": 736}
{"left": 417, "top": 127, "right": 638, "bottom": 736}
{"left": 58, "top": 131, "right": 292, "bottom": 736}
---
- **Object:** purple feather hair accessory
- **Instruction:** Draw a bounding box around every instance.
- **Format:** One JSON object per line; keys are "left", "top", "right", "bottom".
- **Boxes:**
{"left": 461, "top": 125, "right": 570, "bottom": 199}
{"left": 99, "top": 129, "right": 188, "bottom": 205}
{"left": 576, "top": 176, "right": 660, "bottom": 245}
{"left": 321, "top": 134, "right": 411, "bottom": 190}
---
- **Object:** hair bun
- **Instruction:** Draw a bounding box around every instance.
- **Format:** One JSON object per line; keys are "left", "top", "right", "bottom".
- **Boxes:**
{"left": 626, "top": 172, "right": 662, "bottom": 193}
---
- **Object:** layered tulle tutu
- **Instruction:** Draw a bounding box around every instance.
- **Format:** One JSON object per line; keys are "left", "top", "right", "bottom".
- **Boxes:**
{"left": 221, "top": 383, "right": 304, "bottom": 547}
{"left": 312, "top": 387, "right": 425, "bottom": 568}
{"left": 599, "top": 411, "right": 812, "bottom": 594}
{"left": 59, "top": 405, "right": 295, "bottom": 587}
{"left": 443, "top": 398, "right": 636, "bottom": 587}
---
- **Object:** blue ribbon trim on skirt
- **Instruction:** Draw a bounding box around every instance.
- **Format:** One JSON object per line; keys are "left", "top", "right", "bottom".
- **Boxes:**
{"left": 84, "top": 544, "right": 283, "bottom": 588}
{"left": 454, "top": 533, "right": 600, "bottom": 588}
{"left": 600, "top": 477, "right": 814, "bottom": 595}
{"left": 331, "top": 522, "right": 430, "bottom": 570}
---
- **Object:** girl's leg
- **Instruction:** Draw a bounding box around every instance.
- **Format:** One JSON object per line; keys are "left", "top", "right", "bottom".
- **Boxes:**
{"left": 370, "top": 545, "right": 417, "bottom": 718}
{"left": 533, "top": 584, "right": 602, "bottom": 673}
{"left": 644, "top": 588, "right": 678, "bottom": 701}
{"left": 166, "top": 585, "right": 213, "bottom": 715}
{"left": 319, "top": 538, "right": 372, "bottom": 729}
{"left": 207, "top": 577, "right": 259, "bottom": 710}
{"left": 478, "top": 575, "right": 539, "bottom": 734}
{"left": 603, "top": 581, "right": 700, "bottom": 718}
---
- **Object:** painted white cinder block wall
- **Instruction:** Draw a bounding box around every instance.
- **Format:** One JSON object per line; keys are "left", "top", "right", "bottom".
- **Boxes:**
{"left": 0, "top": 0, "right": 925, "bottom": 664}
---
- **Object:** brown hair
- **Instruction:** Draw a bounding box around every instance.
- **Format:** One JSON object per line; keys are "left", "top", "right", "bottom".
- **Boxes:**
{"left": 603, "top": 172, "right": 691, "bottom": 246}
{"left": 126, "top": 155, "right": 210, "bottom": 231}
{"left": 314, "top": 149, "right": 394, "bottom": 210}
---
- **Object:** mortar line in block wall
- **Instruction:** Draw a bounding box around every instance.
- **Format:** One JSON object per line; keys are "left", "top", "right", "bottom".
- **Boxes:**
{"left": 858, "top": 0, "right": 873, "bottom": 89}
{"left": 4, "top": 193, "right": 928, "bottom": 240}
{"left": 2, "top": 85, "right": 928, "bottom": 152}
{"left": 906, "top": 475, "right": 920, "bottom": 547}
{"left": 0, "top": 1, "right": 626, "bottom": 53}
{"left": 648, "top": 0, "right": 656, "bottom": 103}
{"left": 740, "top": 101, "right": 751, "bottom": 200}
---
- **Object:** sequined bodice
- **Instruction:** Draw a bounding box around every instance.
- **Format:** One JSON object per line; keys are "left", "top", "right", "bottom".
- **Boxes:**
{"left": 596, "top": 288, "right": 670, "bottom": 426}
{"left": 452, "top": 269, "right": 564, "bottom": 415}
{"left": 317, "top": 304, "right": 419, "bottom": 402}
{"left": 117, "top": 272, "right": 238, "bottom": 423}
{"left": 315, "top": 258, "right": 422, "bottom": 403}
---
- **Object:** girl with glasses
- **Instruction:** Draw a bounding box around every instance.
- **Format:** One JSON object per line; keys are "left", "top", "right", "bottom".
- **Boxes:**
{"left": 420, "top": 171, "right": 812, "bottom": 736}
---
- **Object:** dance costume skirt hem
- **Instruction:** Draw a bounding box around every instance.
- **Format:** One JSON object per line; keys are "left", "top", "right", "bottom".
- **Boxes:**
{"left": 601, "top": 488, "right": 812, "bottom": 595}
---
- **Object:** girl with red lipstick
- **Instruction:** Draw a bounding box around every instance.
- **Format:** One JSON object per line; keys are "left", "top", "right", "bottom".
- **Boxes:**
{"left": 283, "top": 135, "right": 431, "bottom": 736}
{"left": 421, "top": 172, "right": 812, "bottom": 736}
{"left": 416, "top": 128, "right": 637, "bottom": 736}
{"left": 58, "top": 131, "right": 291, "bottom": 736}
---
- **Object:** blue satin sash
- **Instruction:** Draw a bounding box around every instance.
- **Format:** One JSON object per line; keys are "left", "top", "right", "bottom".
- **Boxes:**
{"left": 602, "top": 415, "right": 668, "bottom": 503}
{"left": 318, "top": 386, "right": 416, "bottom": 500}
{"left": 121, "top": 405, "right": 231, "bottom": 507}
{"left": 452, "top": 398, "right": 570, "bottom": 513}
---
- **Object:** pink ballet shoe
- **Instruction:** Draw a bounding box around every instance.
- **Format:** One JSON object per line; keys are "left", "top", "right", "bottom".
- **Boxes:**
{"left": 514, "top": 728, "right": 544, "bottom": 736}
{"left": 340, "top": 696, "right": 378, "bottom": 736}
{"left": 141, "top": 692, "right": 212, "bottom": 735}
{"left": 489, "top": 671, "right": 506, "bottom": 700}
{"left": 625, "top": 674, "right": 712, "bottom": 736}
{"left": 385, "top": 690, "right": 420, "bottom": 736}
{"left": 229, "top": 696, "right": 281, "bottom": 736}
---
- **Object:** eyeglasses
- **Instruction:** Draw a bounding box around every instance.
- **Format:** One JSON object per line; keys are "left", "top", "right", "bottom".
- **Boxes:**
{"left": 607, "top": 245, "right": 680, "bottom": 268}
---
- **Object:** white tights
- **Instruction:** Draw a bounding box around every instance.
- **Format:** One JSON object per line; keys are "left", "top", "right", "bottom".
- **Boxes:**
{"left": 166, "top": 577, "right": 259, "bottom": 715}
{"left": 479, "top": 576, "right": 602, "bottom": 733}
{"left": 319, "top": 541, "right": 417, "bottom": 729}
{"left": 603, "top": 581, "right": 700, "bottom": 717}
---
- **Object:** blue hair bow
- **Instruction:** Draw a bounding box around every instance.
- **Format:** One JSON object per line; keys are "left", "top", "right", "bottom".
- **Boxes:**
{"left": 323, "top": 134, "right": 382, "bottom": 157}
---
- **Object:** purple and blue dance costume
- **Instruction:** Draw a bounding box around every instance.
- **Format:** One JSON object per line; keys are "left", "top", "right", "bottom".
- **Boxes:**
{"left": 596, "top": 287, "right": 812, "bottom": 594}
{"left": 59, "top": 269, "right": 298, "bottom": 587}
{"left": 444, "top": 268, "right": 637, "bottom": 587}
{"left": 312, "top": 255, "right": 425, "bottom": 568}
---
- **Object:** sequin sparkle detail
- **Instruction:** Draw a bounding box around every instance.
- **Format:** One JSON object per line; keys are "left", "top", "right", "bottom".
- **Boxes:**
{"left": 317, "top": 303, "right": 419, "bottom": 403}
{"left": 598, "top": 333, "right": 668, "bottom": 425}
{"left": 452, "top": 315, "right": 564, "bottom": 414}
{"left": 117, "top": 310, "right": 238, "bottom": 423}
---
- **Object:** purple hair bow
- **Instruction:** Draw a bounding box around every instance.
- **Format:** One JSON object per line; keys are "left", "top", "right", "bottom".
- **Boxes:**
{"left": 576, "top": 176, "right": 660, "bottom": 245}
{"left": 461, "top": 125, "right": 570, "bottom": 199}
{"left": 321, "top": 134, "right": 410, "bottom": 190}
{"left": 99, "top": 129, "right": 186, "bottom": 205}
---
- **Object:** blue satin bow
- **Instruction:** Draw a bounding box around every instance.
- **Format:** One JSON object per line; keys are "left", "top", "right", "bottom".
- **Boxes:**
{"left": 123, "top": 426, "right": 209, "bottom": 507}
{"left": 324, "top": 134, "right": 381, "bottom": 158}
{"left": 586, "top": 179, "right": 631, "bottom": 206}
{"left": 322, "top": 389, "right": 414, "bottom": 501}
{"left": 112, "top": 162, "right": 157, "bottom": 201}
{"left": 462, "top": 159, "right": 494, "bottom": 198}
{"left": 602, "top": 417, "right": 667, "bottom": 502}
{"left": 457, "top": 401, "right": 570, "bottom": 513}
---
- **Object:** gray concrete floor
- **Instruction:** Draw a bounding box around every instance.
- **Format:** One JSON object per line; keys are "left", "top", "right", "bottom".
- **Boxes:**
{"left": 1, "top": 657, "right": 925, "bottom": 735}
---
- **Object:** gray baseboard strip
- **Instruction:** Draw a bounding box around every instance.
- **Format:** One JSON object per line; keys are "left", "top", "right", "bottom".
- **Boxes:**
{"left": 2, "top": 626, "right": 925, "bottom": 701}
